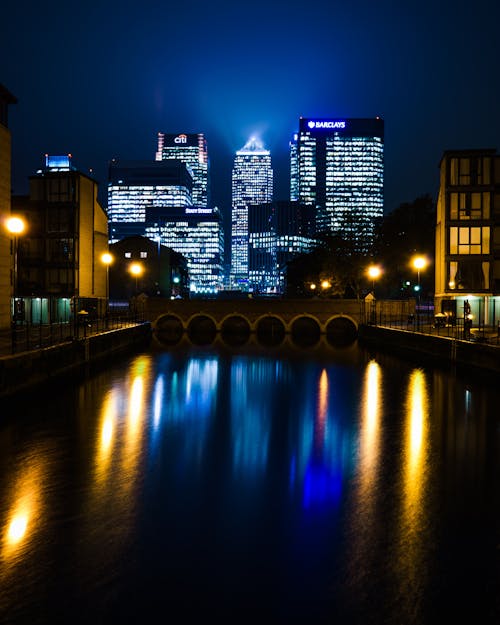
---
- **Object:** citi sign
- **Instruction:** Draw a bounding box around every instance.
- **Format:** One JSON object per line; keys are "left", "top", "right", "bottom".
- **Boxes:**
{"left": 307, "top": 120, "right": 346, "bottom": 129}
{"left": 174, "top": 134, "right": 188, "bottom": 144}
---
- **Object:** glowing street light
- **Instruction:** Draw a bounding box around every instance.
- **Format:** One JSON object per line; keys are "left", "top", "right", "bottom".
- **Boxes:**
{"left": 321, "top": 280, "right": 331, "bottom": 290}
{"left": 101, "top": 252, "right": 113, "bottom": 320}
{"left": 412, "top": 256, "right": 428, "bottom": 290}
{"left": 412, "top": 256, "right": 428, "bottom": 331}
{"left": 367, "top": 264, "right": 382, "bottom": 293}
{"left": 129, "top": 262, "right": 144, "bottom": 294}
{"left": 4, "top": 215, "right": 26, "bottom": 300}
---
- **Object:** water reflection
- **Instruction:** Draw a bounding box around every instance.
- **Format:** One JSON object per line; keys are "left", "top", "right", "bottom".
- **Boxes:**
{"left": 230, "top": 358, "right": 275, "bottom": 477}
{"left": 1, "top": 445, "right": 46, "bottom": 568}
{"left": 342, "top": 359, "right": 383, "bottom": 611}
{"left": 1, "top": 347, "right": 499, "bottom": 623}
{"left": 396, "top": 368, "right": 430, "bottom": 620}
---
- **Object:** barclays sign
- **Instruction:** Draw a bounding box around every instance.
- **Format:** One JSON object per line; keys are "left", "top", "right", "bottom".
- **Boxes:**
{"left": 307, "top": 120, "right": 346, "bottom": 130}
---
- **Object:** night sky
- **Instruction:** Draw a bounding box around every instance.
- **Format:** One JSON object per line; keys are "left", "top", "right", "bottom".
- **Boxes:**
{"left": 2, "top": 0, "right": 499, "bottom": 224}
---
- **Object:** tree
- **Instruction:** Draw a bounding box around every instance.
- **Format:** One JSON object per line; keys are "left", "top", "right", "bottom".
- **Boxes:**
{"left": 373, "top": 195, "right": 436, "bottom": 299}
{"left": 285, "top": 233, "right": 367, "bottom": 299}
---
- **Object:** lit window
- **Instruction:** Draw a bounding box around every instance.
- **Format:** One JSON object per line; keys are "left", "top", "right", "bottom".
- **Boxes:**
{"left": 125, "top": 252, "right": 131, "bottom": 258}
{"left": 140, "top": 252, "right": 147, "bottom": 258}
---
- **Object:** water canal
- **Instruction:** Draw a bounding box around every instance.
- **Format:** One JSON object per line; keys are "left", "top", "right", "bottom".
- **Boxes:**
{"left": 0, "top": 338, "right": 499, "bottom": 623}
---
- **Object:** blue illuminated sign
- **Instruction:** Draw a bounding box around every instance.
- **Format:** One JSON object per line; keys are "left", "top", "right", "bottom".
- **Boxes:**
{"left": 45, "top": 154, "right": 72, "bottom": 170}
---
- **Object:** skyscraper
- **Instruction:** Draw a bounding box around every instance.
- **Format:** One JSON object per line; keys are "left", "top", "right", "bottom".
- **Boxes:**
{"left": 107, "top": 159, "right": 193, "bottom": 243}
{"left": 156, "top": 132, "right": 210, "bottom": 207}
{"left": 145, "top": 206, "right": 224, "bottom": 295}
{"left": 248, "top": 201, "right": 316, "bottom": 294}
{"left": 292, "top": 118, "right": 384, "bottom": 251}
{"left": 231, "top": 137, "right": 273, "bottom": 289}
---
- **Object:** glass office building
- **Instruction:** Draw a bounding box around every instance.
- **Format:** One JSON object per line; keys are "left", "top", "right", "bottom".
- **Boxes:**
{"left": 292, "top": 118, "right": 384, "bottom": 252}
{"left": 156, "top": 133, "right": 210, "bottom": 208}
{"left": 145, "top": 206, "right": 224, "bottom": 295}
{"left": 231, "top": 137, "right": 273, "bottom": 290}
{"left": 107, "top": 160, "right": 193, "bottom": 243}
{"left": 248, "top": 201, "right": 316, "bottom": 294}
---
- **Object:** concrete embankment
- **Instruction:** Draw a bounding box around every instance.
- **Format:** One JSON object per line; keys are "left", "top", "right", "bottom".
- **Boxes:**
{"left": 0, "top": 323, "right": 151, "bottom": 398}
{"left": 358, "top": 324, "right": 500, "bottom": 374}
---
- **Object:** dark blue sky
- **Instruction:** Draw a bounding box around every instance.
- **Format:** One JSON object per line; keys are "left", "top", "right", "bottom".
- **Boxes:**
{"left": 2, "top": 0, "right": 499, "bottom": 220}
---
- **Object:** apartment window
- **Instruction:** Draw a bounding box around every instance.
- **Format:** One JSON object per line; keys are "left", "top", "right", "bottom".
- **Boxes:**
{"left": 140, "top": 251, "right": 148, "bottom": 258}
{"left": 124, "top": 252, "right": 131, "bottom": 258}
{"left": 449, "top": 226, "right": 490, "bottom": 254}
{"left": 449, "top": 192, "right": 490, "bottom": 220}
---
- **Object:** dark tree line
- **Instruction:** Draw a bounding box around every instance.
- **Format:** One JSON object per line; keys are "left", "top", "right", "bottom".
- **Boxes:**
{"left": 285, "top": 194, "right": 436, "bottom": 299}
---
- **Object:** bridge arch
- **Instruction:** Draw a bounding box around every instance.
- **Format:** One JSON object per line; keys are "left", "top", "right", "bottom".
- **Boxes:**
{"left": 186, "top": 314, "right": 218, "bottom": 345}
{"left": 289, "top": 314, "right": 322, "bottom": 348}
{"left": 325, "top": 315, "right": 358, "bottom": 346}
{"left": 153, "top": 313, "right": 185, "bottom": 346}
{"left": 220, "top": 314, "right": 251, "bottom": 346}
{"left": 254, "top": 314, "right": 286, "bottom": 347}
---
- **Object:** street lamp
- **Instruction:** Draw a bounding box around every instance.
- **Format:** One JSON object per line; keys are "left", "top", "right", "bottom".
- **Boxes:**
{"left": 412, "top": 256, "right": 427, "bottom": 290}
{"left": 129, "top": 262, "right": 144, "bottom": 294}
{"left": 101, "top": 252, "right": 113, "bottom": 324}
{"left": 412, "top": 256, "right": 428, "bottom": 330}
{"left": 5, "top": 216, "right": 26, "bottom": 295}
{"left": 367, "top": 264, "right": 382, "bottom": 294}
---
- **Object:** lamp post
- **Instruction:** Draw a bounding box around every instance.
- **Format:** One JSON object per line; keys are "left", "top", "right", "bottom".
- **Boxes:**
{"left": 101, "top": 252, "right": 113, "bottom": 326}
{"left": 5, "top": 216, "right": 25, "bottom": 296}
{"left": 367, "top": 264, "right": 382, "bottom": 295}
{"left": 412, "top": 256, "right": 428, "bottom": 330}
{"left": 129, "top": 262, "right": 143, "bottom": 295}
{"left": 5, "top": 216, "right": 26, "bottom": 353}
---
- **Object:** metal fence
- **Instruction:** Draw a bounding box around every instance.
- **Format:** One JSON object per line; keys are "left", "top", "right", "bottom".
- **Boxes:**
{"left": 362, "top": 299, "right": 500, "bottom": 345}
{"left": 1, "top": 309, "right": 145, "bottom": 356}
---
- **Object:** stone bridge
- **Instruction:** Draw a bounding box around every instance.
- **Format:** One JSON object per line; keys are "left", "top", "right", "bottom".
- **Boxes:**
{"left": 144, "top": 297, "right": 368, "bottom": 348}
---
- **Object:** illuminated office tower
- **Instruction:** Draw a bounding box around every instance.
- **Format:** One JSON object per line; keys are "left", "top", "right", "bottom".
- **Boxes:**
{"left": 289, "top": 133, "right": 299, "bottom": 201}
{"left": 293, "top": 118, "right": 384, "bottom": 251}
{"left": 248, "top": 201, "right": 315, "bottom": 294}
{"left": 107, "top": 160, "right": 193, "bottom": 243}
{"left": 145, "top": 206, "right": 224, "bottom": 295}
{"left": 156, "top": 132, "right": 210, "bottom": 207}
{"left": 231, "top": 137, "right": 273, "bottom": 289}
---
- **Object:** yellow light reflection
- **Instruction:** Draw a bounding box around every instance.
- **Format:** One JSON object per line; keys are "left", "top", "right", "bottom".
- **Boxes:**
{"left": 94, "top": 389, "right": 118, "bottom": 486}
{"left": 360, "top": 360, "right": 382, "bottom": 476}
{"left": 405, "top": 369, "right": 428, "bottom": 490}
{"left": 7, "top": 515, "right": 28, "bottom": 544}
{"left": 340, "top": 360, "right": 383, "bottom": 590}
{"left": 397, "top": 368, "right": 430, "bottom": 610}
{"left": 315, "top": 369, "right": 329, "bottom": 451}
{"left": 2, "top": 459, "right": 44, "bottom": 561}
{"left": 121, "top": 355, "right": 152, "bottom": 483}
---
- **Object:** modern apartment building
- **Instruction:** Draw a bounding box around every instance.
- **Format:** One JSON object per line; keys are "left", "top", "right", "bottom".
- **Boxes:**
{"left": 11, "top": 155, "right": 108, "bottom": 322}
{"left": 435, "top": 149, "right": 500, "bottom": 324}
{"left": 291, "top": 117, "right": 384, "bottom": 252}
{"left": 231, "top": 137, "right": 273, "bottom": 290}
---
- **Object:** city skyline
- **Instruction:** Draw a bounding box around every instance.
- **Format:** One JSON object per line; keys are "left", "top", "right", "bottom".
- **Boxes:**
{"left": 2, "top": 0, "right": 500, "bottom": 223}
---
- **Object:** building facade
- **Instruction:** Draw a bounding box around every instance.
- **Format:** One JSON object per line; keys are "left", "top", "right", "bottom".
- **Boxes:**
{"left": 248, "top": 201, "right": 316, "bottom": 294}
{"left": 0, "top": 84, "right": 17, "bottom": 331}
{"left": 107, "top": 160, "right": 193, "bottom": 243}
{"left": 108, "top": 236, "right": 189, "bottom": 301}
{"left": 145, "top": 206, "right": 224, "bottom": 296}
{"left": 292, "top": 117, "right": 384, "bottom": 252}
{"left": 11, "top": 155, "right": 108, "bottom": 322}
{"left": 435, "top": 149, "right": 500, "bottom": 325}
{"left": 156, "top": 132, "right": 210, "bottom": 207}
{"left": 231, "top": 137, "right": 273, "bottom": 290}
